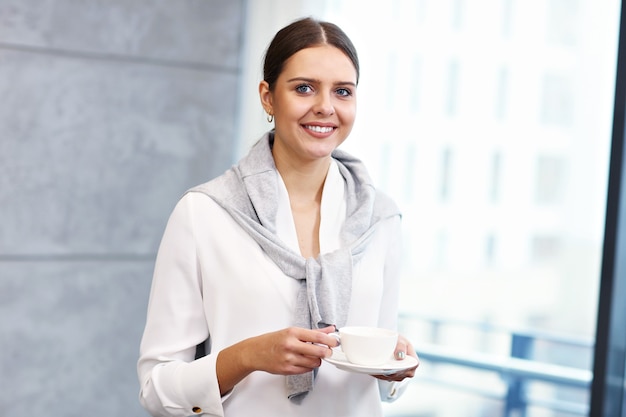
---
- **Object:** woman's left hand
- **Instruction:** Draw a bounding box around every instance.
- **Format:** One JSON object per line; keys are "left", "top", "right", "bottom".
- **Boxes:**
{"left": 373, "top": 334, "right": 419, "bottom": 381}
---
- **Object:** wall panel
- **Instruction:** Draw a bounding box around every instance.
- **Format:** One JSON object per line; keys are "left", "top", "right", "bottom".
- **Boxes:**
{"left": 0, "top": 1, "right": 246, "bottom": 415}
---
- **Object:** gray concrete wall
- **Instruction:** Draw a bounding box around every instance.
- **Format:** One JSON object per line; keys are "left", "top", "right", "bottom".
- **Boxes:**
{"left": 0, "top": 1, "right": 246, "bottom": 415}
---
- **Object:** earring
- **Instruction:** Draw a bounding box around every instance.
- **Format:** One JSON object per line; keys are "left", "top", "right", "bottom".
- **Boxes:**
{"left": 266, "top": 113, "right": 274, "bottom": 123}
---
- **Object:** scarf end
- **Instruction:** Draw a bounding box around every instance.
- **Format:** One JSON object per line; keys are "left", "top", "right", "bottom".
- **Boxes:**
{"left": 286, "top": 370, "right": 315, "bottom": 403}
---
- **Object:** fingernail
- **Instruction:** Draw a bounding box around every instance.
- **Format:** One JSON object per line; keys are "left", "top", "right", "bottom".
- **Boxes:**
{"left": 396, "top": 351, "right": 406, "bottom": 360}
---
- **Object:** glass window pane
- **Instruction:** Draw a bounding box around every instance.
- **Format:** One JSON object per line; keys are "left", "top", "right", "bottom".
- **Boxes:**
{"left": 318, "top": 1, "right": 621, "bottom": 416}
{"left": 239, "top": 1, "right": 621, "bottom": 415}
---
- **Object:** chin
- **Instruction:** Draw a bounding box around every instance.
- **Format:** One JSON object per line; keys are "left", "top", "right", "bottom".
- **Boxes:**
{"left": 308, "top": 142, "right": 342, "bottom": 158}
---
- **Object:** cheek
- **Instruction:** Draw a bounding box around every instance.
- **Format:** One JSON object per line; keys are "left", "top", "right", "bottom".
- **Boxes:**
{"left": 339, "top": 103, "right": 357, "bottom": 125}
{"left": 277, "top": 99, "right": 310, "bottom": 122}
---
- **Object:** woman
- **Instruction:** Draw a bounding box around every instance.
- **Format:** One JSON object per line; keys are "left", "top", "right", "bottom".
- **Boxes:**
{"left": 138, "top": 17, "right": 418, "bottom": 417}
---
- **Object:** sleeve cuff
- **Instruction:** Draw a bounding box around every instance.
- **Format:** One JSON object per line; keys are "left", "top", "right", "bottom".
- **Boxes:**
{"left": 378, "top": 379, "right": 409, "bottom": 402}
{"left": 154, "top": 354, "right": 225, "bottom": 417}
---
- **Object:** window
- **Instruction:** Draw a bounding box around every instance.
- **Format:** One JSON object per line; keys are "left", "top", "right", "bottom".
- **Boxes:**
{"left": 495, "top": 67, "right": 510, "bottom": 120}
{"left": 239, "top": 1, "right": 623, "bottom": 415}
{"left": 541, "top": 73, "right": 574, "bottom": 126}
{"left": 490, "top": 151, "right": 502, "bottom": 202}
{"left": 534, "top": 155, "right": 566, "bottom": 204}
{"left": 445, "top": 60, "right": 460, "bottom": 117}
{"left": 530, "top": 235, "right": 561, "bottom": 263}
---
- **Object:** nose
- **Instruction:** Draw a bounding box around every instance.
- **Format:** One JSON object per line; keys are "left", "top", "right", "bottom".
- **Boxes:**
{"left": 313, "top": 91, "right": 335, "bottom": 116}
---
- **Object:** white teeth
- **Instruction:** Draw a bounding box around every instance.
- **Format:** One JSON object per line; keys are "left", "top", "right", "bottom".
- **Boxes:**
{"left": 306, "top": 125, "right": 333, "bottom": 133}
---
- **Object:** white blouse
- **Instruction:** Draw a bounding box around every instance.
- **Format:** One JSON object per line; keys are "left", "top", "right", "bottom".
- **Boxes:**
{"left": 138, "top": 161, "right": 404, "bottom": 417}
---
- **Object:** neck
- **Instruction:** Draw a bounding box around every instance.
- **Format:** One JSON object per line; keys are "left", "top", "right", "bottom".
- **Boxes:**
{"left": 277, "top": 158, "right": 330, "bottom": 204}
{"left": 272, "top": 148, "right": 331, "bottom": 204}
{"left": 271, "top": 141, "right": 331, "bottom": 259}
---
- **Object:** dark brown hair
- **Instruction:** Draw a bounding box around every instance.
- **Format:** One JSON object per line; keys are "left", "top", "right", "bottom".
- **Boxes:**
{"left": 263, "top": 17, "right": 360, "bottom": 91}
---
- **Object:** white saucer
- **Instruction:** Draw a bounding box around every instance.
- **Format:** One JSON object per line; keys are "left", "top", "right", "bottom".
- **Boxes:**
{"left": 324, "top": 348, "right": 418, "bottom": 375}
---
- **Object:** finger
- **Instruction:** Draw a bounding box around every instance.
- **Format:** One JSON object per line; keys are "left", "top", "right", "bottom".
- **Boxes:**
{"left": 317, "top": 325, "right": 337, "bottom": 334}
{"left": 300, "top": 341, "right": 334, "bottom": 359}
{"left": 279, "top": 339, "right": 326, "bottom": 371}
{"left": 405, "top": 338, "right": 418, "bottom": 357}
{"left": 394, "top": 337, "right": 409, "bottom": 360}
{"left": 307, "top": 328, "right": 340, "bottom": 349}
{"left": 373, "top": 369, "right": 412, "bottom": 381}
{"left": 282, "top": 359, "right": 323, "bottom": 375}
{"left": 291, "top": 354, "right": 324, "bottom": 371}
{"left": 286, "top": 330, "right": 335, "bottom": 358}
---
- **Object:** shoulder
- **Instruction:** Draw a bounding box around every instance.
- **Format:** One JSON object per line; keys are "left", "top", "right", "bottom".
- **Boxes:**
{"left": 374, "top": 189, "right": 402, "bottom": 220}
{"left": 185, "top": 167, "right": 237, "bottom": 199}
{"left": 168, "top": 169, "right": 239, "bottom": 220}
{"left": 183, "top": 163, "right": 256, "bottom": 215}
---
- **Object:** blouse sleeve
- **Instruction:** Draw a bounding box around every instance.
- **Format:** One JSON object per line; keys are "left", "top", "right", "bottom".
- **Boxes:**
{"left": 377, "top": 214, "right": 403, "bottom": 331}
{"left": 137, "top": 195, "right": 225, "bottom": 417}
{"left": 376, "top": 214, "right": 411, "bottom": 402}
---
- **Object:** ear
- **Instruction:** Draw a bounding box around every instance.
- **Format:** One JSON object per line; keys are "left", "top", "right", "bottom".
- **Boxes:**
{"left": 259, "top": 80, "right": 273, "bottom": 115}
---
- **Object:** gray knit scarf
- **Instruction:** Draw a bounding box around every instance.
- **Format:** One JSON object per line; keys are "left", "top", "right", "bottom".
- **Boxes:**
{"left": 187, "top": 132, "right": 400, "bottom": 401}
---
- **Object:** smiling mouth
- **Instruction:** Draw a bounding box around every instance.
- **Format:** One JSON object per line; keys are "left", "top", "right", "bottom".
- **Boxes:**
{"left": 304, "top": 125, "right": 335, "bottom": 134}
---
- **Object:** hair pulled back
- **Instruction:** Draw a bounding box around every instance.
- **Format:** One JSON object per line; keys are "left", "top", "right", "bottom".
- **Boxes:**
{"left": 263, "top": 17, "right": 360, "bottom": 91}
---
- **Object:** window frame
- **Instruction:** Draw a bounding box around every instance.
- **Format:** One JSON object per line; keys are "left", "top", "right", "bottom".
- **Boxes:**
{"left": 590, "top": 2, "right": 626, "bottom": 416}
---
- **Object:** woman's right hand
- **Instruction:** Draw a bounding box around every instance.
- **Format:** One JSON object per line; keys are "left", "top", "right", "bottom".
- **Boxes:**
{"left": 247, "top": 325, "right": 338, "bottom": 375}
{"left": 216, "top": 325, "right": 338, "bottom": 395}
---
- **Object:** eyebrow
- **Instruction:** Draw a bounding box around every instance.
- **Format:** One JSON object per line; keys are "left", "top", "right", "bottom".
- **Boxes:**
{"left": 286, "top": 77, "right": 357, "bottom": 87}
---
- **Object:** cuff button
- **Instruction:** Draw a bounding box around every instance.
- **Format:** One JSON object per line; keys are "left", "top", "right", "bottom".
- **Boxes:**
{"left": 192, "top": 406, "right": 202, "bottom": 414}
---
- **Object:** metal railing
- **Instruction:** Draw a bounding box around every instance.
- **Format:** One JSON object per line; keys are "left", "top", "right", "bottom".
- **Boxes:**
{"left": 399, "top": 313, "right": 594, "bottom": 416}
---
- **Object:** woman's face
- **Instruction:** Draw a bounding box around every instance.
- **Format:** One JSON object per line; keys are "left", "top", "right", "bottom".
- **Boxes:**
{"left": 260, "top": 45, "right": 358, "bottom": 164}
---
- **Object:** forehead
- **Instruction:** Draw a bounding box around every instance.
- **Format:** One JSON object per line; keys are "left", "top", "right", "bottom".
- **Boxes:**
{"left": 280, "top": 45, "right": 358, "bottom": 83}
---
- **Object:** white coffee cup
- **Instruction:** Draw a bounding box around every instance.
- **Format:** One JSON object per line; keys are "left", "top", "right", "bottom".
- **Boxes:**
{"left": 332, "top": 326, "right": 398, "bottom": 366}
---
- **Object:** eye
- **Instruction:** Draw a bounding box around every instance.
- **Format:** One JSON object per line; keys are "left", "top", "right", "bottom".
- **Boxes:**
{"left": 295, "top": 84, "right": 313, "bottom": 94}
{"left": 336, "top": 87, "right": 353, "bottom": 97}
